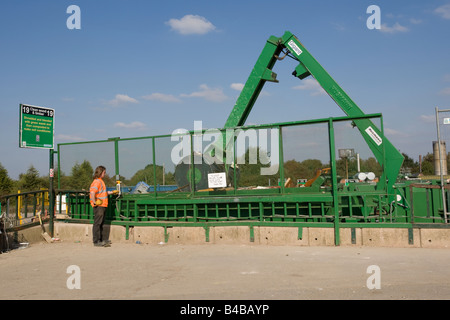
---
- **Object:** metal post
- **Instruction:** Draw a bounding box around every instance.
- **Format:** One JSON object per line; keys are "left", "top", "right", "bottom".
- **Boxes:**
{"left": 436, "top": 107, "right": 448, "bottom": 223}
{"left": 152, "top": 137, "right": 157, "bottom": 198}
{"left": 329, "top": 119, "right": 340, "bottom": 245}
{"left": 345, "top": 157, "right": 348, "bottom": 181}
{"left": 114, "top": 138, "right": 120, "bottom": 181}
{"left": 49, "top": 148, "right": 55, "bottom": 236}
{"left": 278, "top": 127, "right": 284, "bottom": 194}
{"left": 357, "top": 153, "right": 360, "bottom": 172}
{"left": 190, "top": 133, "right": 195, "bottom": 197}
{"left": 57, "top": 144, "right": 61, "bottom": 189}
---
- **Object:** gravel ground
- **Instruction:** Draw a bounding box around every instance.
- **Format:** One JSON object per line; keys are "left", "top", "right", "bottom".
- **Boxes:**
{"left": 1, "top": 241, "right": 449, "bottom": 301}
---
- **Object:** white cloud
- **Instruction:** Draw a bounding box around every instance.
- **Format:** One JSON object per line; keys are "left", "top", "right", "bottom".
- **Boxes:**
{"left": 331, "top": 22, "right": 346, "bottom": 31}
{"left": 435, "top": 4, "right": 450, "bottom": 19}
{"left": 379, "top": 22, "right": 409, "bottom": 34}
{"left": 420, "top": 115, "right": 435, "bottom": 123}
{"left": 55, "top": 134, "right": 85, "bottom": 142}
{"left": 439, "top": 87, "right": 450, "bottom": 96}
{"left": 181, "top": 84, "right": 228, "bottom": 102}
{"left": 142, "top": 93, "right": 181, "bottom": 103}
{"left": 166, "top": 15, "right": 216, "bottom": 35}
{"left": 230, "top": 83, "right": 245, "bottom": 91}
{"left": 409, "top": 18, "right": 422, "bottom": 25}
{"left": 113, "top": 121, "right": 147, "bottom": 130}
{"left": 292, "top": 78, "right": 326, "bottom": 96}
{"left": 436, "top": 75, "right": 450, "bottom": 95}
{"left": 230, "top": 82, "right": 271, "bottom": 97}
{"left": 384, "top": 128, "right": 408, "bottom": 137}
{"left": 106, "top": 94, "right": 139, "bottom": 107}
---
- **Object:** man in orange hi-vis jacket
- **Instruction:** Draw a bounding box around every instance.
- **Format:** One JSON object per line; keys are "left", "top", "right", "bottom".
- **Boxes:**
{"left": 90, "top": 166, "right": 117, "bottom": 247}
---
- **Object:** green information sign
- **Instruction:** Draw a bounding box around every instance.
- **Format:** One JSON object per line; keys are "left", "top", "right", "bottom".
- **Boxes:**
{"left": 19, "top": 104, "right": 54, "bottom": 149}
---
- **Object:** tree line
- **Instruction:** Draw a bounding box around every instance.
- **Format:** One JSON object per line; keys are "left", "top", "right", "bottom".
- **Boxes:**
{"left": 0, "top": 160, "right": 175, "bottom": 196}
{"left": 0, "top": 152, "right": 444, "bottom": 198}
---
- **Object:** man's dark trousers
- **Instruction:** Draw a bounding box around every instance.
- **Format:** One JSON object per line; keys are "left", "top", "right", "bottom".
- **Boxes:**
{"left": 93, "top": 206, "right": 107, "bottom": 243}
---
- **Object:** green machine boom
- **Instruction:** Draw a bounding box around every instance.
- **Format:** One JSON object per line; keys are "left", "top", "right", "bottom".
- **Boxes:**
{"left": 225, "top": 31, "right": 404, "bottom": 197}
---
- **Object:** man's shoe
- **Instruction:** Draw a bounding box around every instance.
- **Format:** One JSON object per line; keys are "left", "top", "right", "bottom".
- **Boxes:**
{"left": 94, "top": 241, "right": 110, "bottom": 247}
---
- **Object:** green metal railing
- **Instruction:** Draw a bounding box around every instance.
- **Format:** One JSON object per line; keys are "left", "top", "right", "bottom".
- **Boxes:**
{"left": 56, "top": 114, "right": 448, "bottom": 227}
{"left": 0, "top": 190, "right": 50, "bottom": 228}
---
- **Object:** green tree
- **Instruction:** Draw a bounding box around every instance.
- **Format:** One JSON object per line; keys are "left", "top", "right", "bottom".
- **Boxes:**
{"left": 70, "top": 160, "right": 94, "bottom": 190}
{"left": 360, "top": 157, "right": 382, "bottom": 177}
{"left": 300, "top": 159, "right": 324, "bottom": 178}
{"left": 421, "top": 153, "right": 434, "bottom": 175}
{"left": 284, "top": 159, "right": 325, "bottom": 183}
{"left": 129, "top": 164, "right": 175, "bottom": 186}
{"left": 0, "top": 163, "right": 13, "bottom": 197}
{"left": 18, "top": 165, "right": 42, "bottom": 191}
{"left": 400, "top": 153, "right": 419, "bottom": 175}
{"left": 237, "top": 147, "right": 280, "bottom": 187}
{"left": 284, "top": 160, "right": 305, "bottom": 181}
{"left": 54, "top": 166, "right": 72, "bottom": 190}
{"left": 336, "top": 157, "right": 355, "bottom": 180}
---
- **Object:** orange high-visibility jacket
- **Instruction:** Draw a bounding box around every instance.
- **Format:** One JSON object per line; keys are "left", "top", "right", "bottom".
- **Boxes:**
{"left": 90, "top": 178, "right": 108, "bottom": 207}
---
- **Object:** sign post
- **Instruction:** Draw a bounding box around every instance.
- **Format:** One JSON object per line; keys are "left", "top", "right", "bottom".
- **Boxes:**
{"left": 19, "top": 104, "right": 55, "bottom": 235}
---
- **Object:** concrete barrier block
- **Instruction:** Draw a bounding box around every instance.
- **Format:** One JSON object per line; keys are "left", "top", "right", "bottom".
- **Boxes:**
{"left": 362, "top": 228, "right": 419, "bottom": 247}
{"left": 420, "top": 229, "right": 450, "bottom": 248}
{"left": 14, "top": 225, "right": 43, "bottom": 244}
{"left": 339, "top": 228, "right": 362, "bottom": 246}
{"left": 134, "top": 226, "right": 165, "bottom": 244}
{"left": 308, "top": 228, "right": 335, "bottom": 246}
{"left": 166, "top": 227, "right": 207, "bottom": 244}
{"left": 259, "top": 227, "right": 308, "bottom": 245}
{"left": 54, "top": 223, "right": 91, "bottom": 242}
{"left": 213, "top": 226, "right": 252, "bottom": 244}
{"left": 106, "top": 225, "right": 128, "bottom": 243}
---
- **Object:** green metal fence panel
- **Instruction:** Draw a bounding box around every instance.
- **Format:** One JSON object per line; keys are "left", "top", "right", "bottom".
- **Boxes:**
{"left": 48, "top": 114, "right": 449, "bottom": 243}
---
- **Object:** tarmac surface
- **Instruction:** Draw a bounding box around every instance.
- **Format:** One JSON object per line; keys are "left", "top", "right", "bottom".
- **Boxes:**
{"left": 1, "top": 241, "right": 449, "bottom": 301}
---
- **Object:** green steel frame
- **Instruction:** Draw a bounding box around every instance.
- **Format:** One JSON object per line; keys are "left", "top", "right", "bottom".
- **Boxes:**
{"left": 49, "top": 31, "right": 448, "bottom": 245}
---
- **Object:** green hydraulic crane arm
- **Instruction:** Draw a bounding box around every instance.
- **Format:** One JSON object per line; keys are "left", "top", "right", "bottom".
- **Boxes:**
{"left": 225, "top": 31, "right": 404, "bottom": 195}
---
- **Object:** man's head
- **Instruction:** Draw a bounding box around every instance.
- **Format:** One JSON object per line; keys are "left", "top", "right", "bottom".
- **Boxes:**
{"left": 93, "top": 166, "right": 106, "bottom": 179}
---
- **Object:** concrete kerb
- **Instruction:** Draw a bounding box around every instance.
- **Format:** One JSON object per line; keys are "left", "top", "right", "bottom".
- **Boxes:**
{"left": 419, "top": 228, "right": 450, "bottom": 248}
{"left": 4, "top": 222, "right": 450, "bottom": 248}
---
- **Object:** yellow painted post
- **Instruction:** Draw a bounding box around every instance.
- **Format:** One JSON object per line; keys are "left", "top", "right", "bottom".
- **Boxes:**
{"left": 17, "top": 190, "right": 23, "bottom": 225}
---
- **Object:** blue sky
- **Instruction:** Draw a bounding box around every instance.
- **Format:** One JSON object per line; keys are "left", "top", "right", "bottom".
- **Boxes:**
{"left": 1, "top": 0, "right": 450, "bottom": 179}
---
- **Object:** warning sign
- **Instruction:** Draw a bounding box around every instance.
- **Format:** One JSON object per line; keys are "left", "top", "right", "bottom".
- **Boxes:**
{"left": 208, "top": 172, "right": 227, "bottom": 188}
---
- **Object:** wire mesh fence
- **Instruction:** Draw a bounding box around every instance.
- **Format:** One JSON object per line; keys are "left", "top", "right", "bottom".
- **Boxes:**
{"left": 55, "top": 115, "right": 384, "bottom": 197}
{"left": 435, "top": 107, "right": 450, "bottom": 176}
